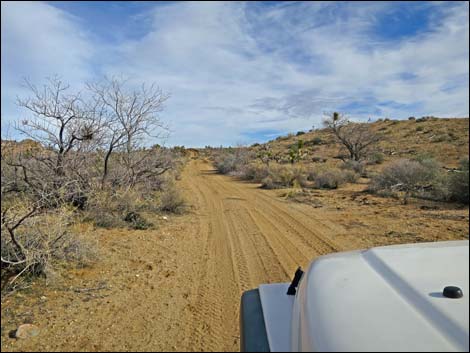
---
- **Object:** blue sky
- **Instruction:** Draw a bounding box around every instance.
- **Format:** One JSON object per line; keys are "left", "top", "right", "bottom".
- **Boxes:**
{"left": 1, "top": 1, "right": 469, "bottom": 147}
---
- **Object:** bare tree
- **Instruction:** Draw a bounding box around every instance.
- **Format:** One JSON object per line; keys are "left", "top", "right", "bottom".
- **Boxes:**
{"left": 87, "top": 77, "right": 170, "bottom": 188}
{"left": 16, "top": 77, "right": 99, "bottom": 177}
{"left": 323, "top": 112, "right": 380, "bottom": 161}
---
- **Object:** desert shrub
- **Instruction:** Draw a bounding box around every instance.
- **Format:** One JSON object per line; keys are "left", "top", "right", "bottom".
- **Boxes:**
{"left": 123, "top": 211, "right": 153, "bottom": 230}
{"left": 306, "top": 167, "right": 318, "bottom": 181}
{"left": 413, "top": 152, "right": 435, "bottom": 163}
{"left": 342, "top": 170, "right": 360, "bottom": 183}
{"left": 367, "top": 152, "right": 385, "bottom": 165}
{"left": 159, "top": 183, "right": 186, "bottom": 214}
{"left": 261, "top": 164, "right": 307, "bottom": 189}
{"left": 239, "top": 162, "right": 270, "bottom": 182}
{"left": 261, "top": 176, "right": 275, "bottom": 189}
{"left": 448, "top": 158, "right": 469, "bottom": 204}
{"left": 370, "top": 158, "right": 444, "bottom": 203}
{"left": 416, "top": 126, "right": 424, "bottom": 132}
{"left": 408, "top": 116, "right": 416, "bottom": 120}
{"left": 341, "top": 160, "right": 366, "bottom": 176}
{"left": 214, "top": 153, "right": 237, "bottom": 174}
{"left": 296, "top": 131, "right": 305, "bottom": 136}
{"left": 1, "top": 204, "right": 97, "bottom": 289}
{"left": 314, "top": 169, "right": 345, "bottom": 189}
{"left": 432, "top": 134, "right": 449, "bottom": 143}
{"left": 213, "top": 149, "right": 252, "bottom": 175}
{"left": 291, "top": 165, "right": 308, "bottom": 187}
{"left": 84, "top": 188, "right": 153, "bottom": 229}
{"left": 311, "top": 137, "right": 323, "bottom": 145}
{"left": 448, "top": 132, "right": 457, "bottom": 140}
{"left": 312, "top": 156, "right": 327, "bottom": 163}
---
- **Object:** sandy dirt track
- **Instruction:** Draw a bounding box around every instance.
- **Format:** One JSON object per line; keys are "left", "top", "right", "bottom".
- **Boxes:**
{"left": 0, "top": 160, "right": 371, "bottom": 352}
{"left": 178, "top": 159, "right": 349, "bottom": 351}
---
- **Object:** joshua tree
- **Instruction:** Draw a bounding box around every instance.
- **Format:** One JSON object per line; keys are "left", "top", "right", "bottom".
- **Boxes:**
{"left": 323, "top": 112, "right": 380, "bottom": 161}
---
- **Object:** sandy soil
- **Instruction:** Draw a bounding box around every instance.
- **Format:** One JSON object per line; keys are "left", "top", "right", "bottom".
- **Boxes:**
{"left": 1, "top": 159, "right": 468, "bottom": 352}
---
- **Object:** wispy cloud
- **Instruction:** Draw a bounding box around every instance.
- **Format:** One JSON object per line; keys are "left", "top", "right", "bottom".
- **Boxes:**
{"left": 2, "top": 1, "right": 469, "bottom": 146}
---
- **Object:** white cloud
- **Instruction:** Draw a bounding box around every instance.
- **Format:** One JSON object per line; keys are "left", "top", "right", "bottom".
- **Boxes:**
{"left": 1, "top": 1, "right": 94, "bottom": 136}
{"left": 2, "top": 1, "right": 469, "bottom": 146}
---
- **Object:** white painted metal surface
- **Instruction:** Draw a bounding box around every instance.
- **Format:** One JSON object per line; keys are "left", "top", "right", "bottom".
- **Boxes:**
{"left": 258, "top": 283, "right": 294, "bottom": 352}
{"left": 290, "top": 240, "right": 469, "bottom": 352}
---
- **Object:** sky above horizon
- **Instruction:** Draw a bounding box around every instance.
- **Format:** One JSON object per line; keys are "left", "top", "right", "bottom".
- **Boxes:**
{"left": 1, "top": 1, "right": 469, "bottom": 147}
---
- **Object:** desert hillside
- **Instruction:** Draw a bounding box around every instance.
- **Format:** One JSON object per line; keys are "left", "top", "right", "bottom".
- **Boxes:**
{"left": 250, "top": 116, "right": 469, "bottom": 169}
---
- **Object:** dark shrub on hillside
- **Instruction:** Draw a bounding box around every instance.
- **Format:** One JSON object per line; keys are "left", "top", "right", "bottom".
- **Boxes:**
{"left": 367, "top": 152, "right": 385, "bottom": 165}
{"left": 341, "top": 160, "right": 366, "bottom": 176}
{"left": 448, "top": 158, "right": 469, "bottom": 204}
{"left": 311, "top": 137, "right": 323, "bottom": 145}
{"left": 296, "top": 131, "right": 305, "bottom": 136}
{"left": 124, "top": 211, "right": 153, "bottom": 230}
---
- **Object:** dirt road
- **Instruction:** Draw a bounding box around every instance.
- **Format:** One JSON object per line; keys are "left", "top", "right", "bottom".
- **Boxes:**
{"left": 0, "top": 160, "right": 379, "bottom": 351}
{"left": 178, "top": 159, "right": 348, "bottom": 351}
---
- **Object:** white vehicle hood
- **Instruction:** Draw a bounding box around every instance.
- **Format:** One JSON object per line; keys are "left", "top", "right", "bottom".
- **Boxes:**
{"left": 289, "top": 240, "right": 469, "bottom": 352}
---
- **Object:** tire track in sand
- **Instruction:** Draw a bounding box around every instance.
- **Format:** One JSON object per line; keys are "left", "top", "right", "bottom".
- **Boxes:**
{"left": 180, "top": 160, "right": 343, "bottom": 351}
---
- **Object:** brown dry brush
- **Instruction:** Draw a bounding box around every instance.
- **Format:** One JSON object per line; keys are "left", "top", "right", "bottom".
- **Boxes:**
{"left": 1, "top": 76, "right": 185, "bottom": 292}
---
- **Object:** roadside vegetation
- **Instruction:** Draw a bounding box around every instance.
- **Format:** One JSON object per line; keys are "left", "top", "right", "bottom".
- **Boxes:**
{"left": 210, "top": 113, "right": 469, "bottom": 206}
{"left": 1, "top": 77, "right": 187, "bottom": 294}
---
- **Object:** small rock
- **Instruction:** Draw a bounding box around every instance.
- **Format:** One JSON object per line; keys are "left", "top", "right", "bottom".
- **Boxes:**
{"left": 15, "top": 324, "right": 40, "bottom": 339}
{"left": 40, "top": 296, "right": 47, "bottom": 301}
{"left": 162, "top": 216, "right": 168, "bottom": 221}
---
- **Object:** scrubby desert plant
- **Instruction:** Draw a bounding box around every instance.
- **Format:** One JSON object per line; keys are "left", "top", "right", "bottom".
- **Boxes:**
{"left": 370, "top": 158, "right": 443, "bottom": 204}
{"left": 341, "top": 160, "right": 367, "bottom": 176}
{"left": 159, "top": 183, "right": 186, "bottom": 214}
{"left": 448, "top": 158, "right": 469, "bottom": 204}
{"left": 311, "top": 136, "right": 323, "bottom": 145}
{"left": 367, "top": 152, "right": 385, "bottom": 165}
{"left": 239, "top": 162, "right": 270, "bottom": 182}
{"left": 261, "top": 164, "right": 307, "bottom": 189}
{"left": 1, "top": 202, "right": 96, "bottom": 289}
{"left": 313, "top": 168, "right": 358, "bottom": 189}
{"left": 214, "top": 148, "right": 252, "bottom": 175}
